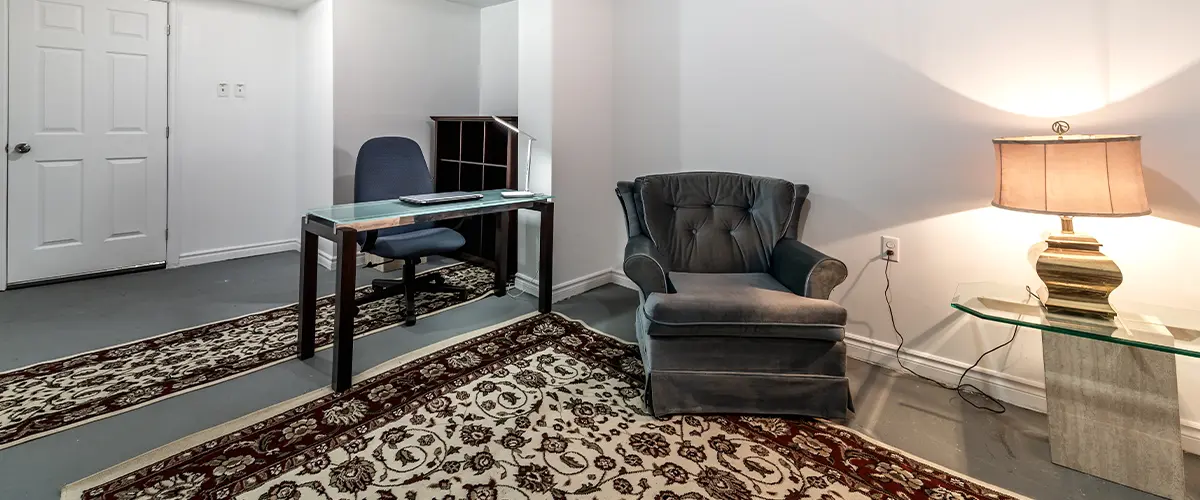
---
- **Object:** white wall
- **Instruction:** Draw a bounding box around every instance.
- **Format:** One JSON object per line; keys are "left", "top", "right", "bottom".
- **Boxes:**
{"left": 479, "top": 1, "right": 518, "bottom": 116}
{"left": 175, "top": 0, "right": 299, "bottom": 263}
{"left": 296, "top": 0, "right": 334, "bottom": 222}
{"left": 515, "top": 0, "right": 552, "bottom": 279}
{"left": 333, "top": 0, "right": 481, "bottom": 203}
{"left": 612, "top": 0, "right": 680, "bottom": 267}
{"left": 610, "top": 0, "right": 1200, "bottom": 451}
{"left": 516, "top": 0, "right": 618, "bottom": 294}
{"left": 550, "top": 0, "right": 614, "bottom": 288}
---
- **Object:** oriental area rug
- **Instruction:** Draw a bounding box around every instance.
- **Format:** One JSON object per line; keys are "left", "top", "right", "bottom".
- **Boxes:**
{"left": 64, "top": 313, "right": 1026, "bottom": 500}
{"left": 0, "top": 263, "right": 502, "bottom": 451}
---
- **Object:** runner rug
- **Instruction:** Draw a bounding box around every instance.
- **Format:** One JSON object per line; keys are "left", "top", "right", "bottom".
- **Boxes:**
{"left": 0, "top": 262, "right": 502, "bottom": 451}
{"left": 64, "top": 313, "right": 1027, "bottom": 500}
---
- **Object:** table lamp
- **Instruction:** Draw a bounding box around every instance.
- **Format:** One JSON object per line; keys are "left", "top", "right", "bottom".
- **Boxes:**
{"left": 492, "top": 116, "right": 537, "bottom": 198}
{"left": 992, "top": 121, "right": 1150, "bottom": 318}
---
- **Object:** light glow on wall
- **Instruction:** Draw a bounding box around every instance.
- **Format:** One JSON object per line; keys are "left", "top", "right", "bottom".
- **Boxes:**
{"left": 810, "top": 0, "right": 1200, "bottom": 117}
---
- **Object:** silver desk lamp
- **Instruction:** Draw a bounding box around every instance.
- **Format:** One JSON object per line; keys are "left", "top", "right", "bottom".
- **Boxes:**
{"left": 492, "top": 116, "right": 538, "bottom": 198}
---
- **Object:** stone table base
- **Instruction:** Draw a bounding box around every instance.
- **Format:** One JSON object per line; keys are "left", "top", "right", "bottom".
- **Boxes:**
{"left": 1042, "top": 331, "right": 1186, "bottom": 499}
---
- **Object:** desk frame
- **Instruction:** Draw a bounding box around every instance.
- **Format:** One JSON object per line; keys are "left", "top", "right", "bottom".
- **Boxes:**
{"left": 297, "top": 200, "right": 554, "bottom": 392}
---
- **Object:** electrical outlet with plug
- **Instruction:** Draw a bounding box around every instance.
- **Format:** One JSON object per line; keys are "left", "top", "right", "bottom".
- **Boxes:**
{"left": 881, "top": 236, "right": 900, "bottom": 262}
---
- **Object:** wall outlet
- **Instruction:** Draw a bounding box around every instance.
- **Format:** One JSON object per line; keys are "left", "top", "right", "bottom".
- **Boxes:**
{"left": 217, "top": 82, "right": 229, "bottom": 97}
{"left": 234, "top": 83, "right": 246, "bottom": 98}
{"left": 881, "top": 236, "right": 900, "bottom": 263}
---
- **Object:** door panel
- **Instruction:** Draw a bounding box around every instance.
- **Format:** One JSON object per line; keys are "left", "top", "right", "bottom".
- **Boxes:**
{"left": 8, "top": 0, "right": 167, "bottom": 285}
{"left": 40, "top": 48, "right": 85, "bottom": 134}
{"left": 109, "top": 158, "right": 149, "bottom": 239}
{"left": 38, "top": 160, "right": 84, "bottom": 247}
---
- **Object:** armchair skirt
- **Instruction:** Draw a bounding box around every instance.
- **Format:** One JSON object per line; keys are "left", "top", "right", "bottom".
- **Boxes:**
{"left": 635, "top": 272, "right": 852, "bottom": 420}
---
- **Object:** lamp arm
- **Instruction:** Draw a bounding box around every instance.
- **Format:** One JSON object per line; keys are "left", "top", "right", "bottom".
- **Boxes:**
{"left": 492, "top": 116, "right": 538, "bottom": 193}
{"left": 524, "top": 137, "right": 534, "bottom": 191}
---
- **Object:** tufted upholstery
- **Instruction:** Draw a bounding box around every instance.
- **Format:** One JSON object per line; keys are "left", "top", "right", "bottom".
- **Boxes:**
{"left": 616, "top": 172, "right": 852, "bottom": 420}
{"left": 636, "top": 172, "right": 803, "bottom": 273}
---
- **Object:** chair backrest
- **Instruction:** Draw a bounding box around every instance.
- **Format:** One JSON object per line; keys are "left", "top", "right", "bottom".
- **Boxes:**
{"left": 354, "top": 137, "right": 434, "bottom": 239}
{"left": 617, "top": 172, "right": 807, "bottom": 273}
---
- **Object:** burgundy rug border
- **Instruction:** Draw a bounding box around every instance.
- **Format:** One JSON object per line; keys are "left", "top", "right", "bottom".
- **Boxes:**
{"left": 1, "top": 262, "right": 500, "bottom": 451}
{"left": 65, "top": 313, "right": 1028, "bottom": 500}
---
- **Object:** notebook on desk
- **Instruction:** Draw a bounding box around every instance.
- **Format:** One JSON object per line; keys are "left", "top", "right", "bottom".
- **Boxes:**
{"left": 397, "top": 191, "right": 484, "bottom": 205}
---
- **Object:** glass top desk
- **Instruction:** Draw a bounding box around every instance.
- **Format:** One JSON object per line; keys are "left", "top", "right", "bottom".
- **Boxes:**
{"left": 299, "top": 190, "right": 554, "bottom": 392}
{"left": 951, "top": 282, "right": 1194, "bottom": 498}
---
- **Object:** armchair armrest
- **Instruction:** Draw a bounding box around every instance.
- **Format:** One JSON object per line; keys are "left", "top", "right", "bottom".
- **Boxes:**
{"left": 770, "top": 239, "right": 848, "bottom": 300}
{"left": 623, "top": 235, "right": 674, "bottom": 297}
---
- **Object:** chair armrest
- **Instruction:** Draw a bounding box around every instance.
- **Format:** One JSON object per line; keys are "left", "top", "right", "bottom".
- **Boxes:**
{"left": 623, "top": 235, "right": 674, "bottom": 297}
{"left": 770, "top": 239, "right": 848, "bottom": 300}
{"left": 360, "top": 231, "right": 379, "bottom": 253}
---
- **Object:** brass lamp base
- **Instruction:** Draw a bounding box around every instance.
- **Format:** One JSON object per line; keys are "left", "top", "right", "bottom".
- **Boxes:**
{"left": 1035, "top": 216, "right": 1123, "bottom": 318}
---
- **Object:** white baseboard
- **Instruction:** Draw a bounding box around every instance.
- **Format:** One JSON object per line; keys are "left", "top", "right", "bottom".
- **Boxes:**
{"left": 317, "top": 250, "right": 334, "bottom": 270}
{"left": 179, "top": 240, "right": 299, "bottom": 267}
{"left": 316, "top": 250, "right": 366, "bottom": 271}
{"left": 515, "top": 268, "right": 614, "bottom": 304}
{"left": 845, "top": 332, "right": 1200, "bottom": 455}
{"left": 609, "top": 270, "right": 637, "bottom": 291}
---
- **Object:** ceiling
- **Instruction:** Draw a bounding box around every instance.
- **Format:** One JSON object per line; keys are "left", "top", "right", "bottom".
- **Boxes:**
{"left": 235, "top": 0, "right": 318, "bottom": 10}
{"left": 233, "top": 0, "right": 515, "bottom": 11}
{"left": 444, "top": 0, "right": 515, "bottom": 8}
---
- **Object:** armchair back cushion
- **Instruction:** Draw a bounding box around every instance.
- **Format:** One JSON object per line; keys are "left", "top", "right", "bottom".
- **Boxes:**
{"left": 635, "top": 172, "right": 807, "bottom": 273}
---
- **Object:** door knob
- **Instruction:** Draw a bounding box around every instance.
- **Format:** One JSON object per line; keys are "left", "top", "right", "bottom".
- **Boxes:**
{"left": 13, "top": 143, "right": 31, "bottom": 154}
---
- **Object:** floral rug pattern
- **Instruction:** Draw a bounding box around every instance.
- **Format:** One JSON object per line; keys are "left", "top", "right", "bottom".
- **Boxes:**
{"left": 66, "top": 314, "right": 1021, "bottom": 500}
{"left": 0, "top": 263, "right": 501, "bottom": 451}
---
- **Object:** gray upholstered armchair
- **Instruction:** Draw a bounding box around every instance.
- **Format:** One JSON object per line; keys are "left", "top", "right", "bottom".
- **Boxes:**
{"left": 616, "top": 172, "right": 852, "bottom": 420}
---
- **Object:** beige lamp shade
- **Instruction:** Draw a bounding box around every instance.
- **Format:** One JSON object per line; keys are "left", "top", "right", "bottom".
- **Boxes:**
{"left": 992, "top": 134, "right": 1151, "bottom": 217}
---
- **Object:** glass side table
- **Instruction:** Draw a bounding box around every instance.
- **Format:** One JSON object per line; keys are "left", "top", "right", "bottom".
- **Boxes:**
{"left": 953, "top": 283, "right": 1196, "bottom": 499}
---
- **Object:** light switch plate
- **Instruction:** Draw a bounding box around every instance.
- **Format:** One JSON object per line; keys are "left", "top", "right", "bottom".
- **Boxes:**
{"left": 217, "top": 82, "right": 229, "bottom": 97}
{"left": 234, "top": 83, "right": 246, "bottom": 98}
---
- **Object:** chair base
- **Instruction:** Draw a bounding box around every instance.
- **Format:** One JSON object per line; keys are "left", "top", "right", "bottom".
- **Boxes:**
{"left": 356, "top": 260, "right": 470, "bottom": 326}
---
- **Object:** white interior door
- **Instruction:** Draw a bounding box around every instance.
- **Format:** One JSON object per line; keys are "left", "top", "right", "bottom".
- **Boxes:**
{"left": 7, "top": 0, "right": 168, "bottom": 285}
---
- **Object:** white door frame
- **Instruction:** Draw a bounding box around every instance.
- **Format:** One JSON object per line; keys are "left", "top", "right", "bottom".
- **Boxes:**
{"left": 0, "top": 0, "right": 177, "bottom": 290}
{"left": 165, "top": 0, "right": 180, "bottom": 268}
{"left": 0, "top": 0, "right": 7, "bottom": 292}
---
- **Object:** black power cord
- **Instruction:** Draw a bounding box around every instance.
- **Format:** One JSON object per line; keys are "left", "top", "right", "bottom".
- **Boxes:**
{"left": 364, "top": 258, "right": 396, "bottom": 270}
{"left": 883, "top": 255, "right": 1040, "bottom": 414}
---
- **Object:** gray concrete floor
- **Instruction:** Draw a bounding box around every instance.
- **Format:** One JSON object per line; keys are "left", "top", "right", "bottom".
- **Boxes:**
{"left": 0, "top": 252, "right": 1195, "bottom": 500}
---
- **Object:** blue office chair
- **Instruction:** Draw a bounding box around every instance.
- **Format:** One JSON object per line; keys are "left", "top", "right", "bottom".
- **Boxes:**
{"left": 356, "top": 137, "right": 470, "bottom": 326}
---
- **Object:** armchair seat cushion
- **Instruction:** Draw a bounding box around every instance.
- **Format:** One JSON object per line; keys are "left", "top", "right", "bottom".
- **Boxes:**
{"left": 642, "top": 272, "right": 847, "bottom": 342}
{"left": 371, "top": 228, "right": 465, "bottom": 259}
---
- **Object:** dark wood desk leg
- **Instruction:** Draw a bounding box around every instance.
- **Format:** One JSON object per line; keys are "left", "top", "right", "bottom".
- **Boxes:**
{"left": 298, "top": 220, "right": 318, "bottom": 360}
{"left": 494, "top": 211, "right": 511, "bottom": 297}
{"left": 331, "top": 227, "right": 358, "bottom": 392}
{"left": 538, "top": 203, "right": 554, "bottom": 313}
